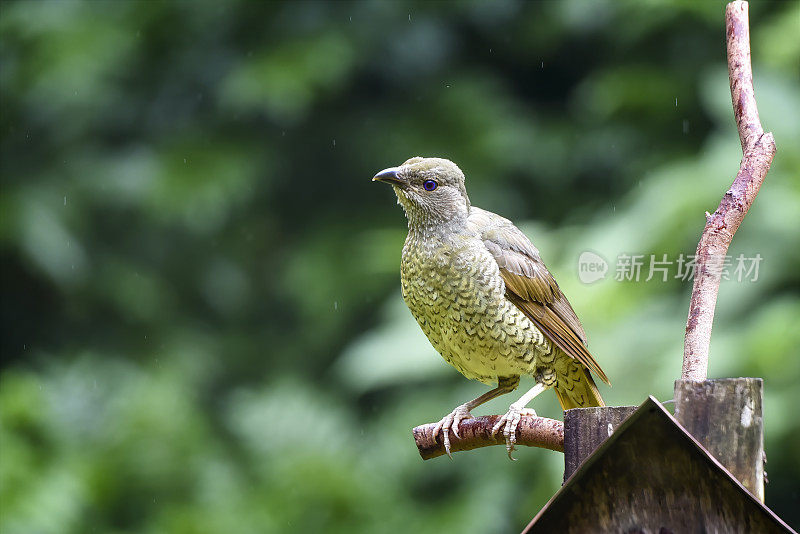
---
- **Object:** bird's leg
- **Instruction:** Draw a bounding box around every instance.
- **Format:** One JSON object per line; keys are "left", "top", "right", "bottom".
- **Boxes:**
{"left": 492, "top": 382, "right": 548, "bottom": 459}
{"left": 432, "top": 376, "right": 519, "bottom": 458}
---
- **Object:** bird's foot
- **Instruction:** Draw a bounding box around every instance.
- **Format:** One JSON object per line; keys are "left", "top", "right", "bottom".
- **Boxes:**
{"left": 431, "top": 404, "right": 474, "bottom": 458}
{"left": 491, "top": 406, "right": 537, "bottom": 460}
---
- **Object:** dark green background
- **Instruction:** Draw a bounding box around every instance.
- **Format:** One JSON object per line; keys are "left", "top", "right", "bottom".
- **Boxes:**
{"left": 2, "top": 1, "right": 798, "bottom": 532}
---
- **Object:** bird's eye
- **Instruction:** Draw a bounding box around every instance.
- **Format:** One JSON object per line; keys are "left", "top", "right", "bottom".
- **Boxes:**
{"left": 423, "top": 180, "right": 438, "bottom": 191}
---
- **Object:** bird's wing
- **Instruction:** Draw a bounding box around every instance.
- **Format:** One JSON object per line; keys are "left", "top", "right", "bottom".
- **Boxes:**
{"left": 468, "top": 207, "right": 610, "bottom": 385}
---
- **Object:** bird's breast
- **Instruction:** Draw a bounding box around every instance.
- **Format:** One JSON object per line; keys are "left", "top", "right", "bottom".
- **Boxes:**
{"left": 400, "top": 236, "right": 534, "bottom": 382}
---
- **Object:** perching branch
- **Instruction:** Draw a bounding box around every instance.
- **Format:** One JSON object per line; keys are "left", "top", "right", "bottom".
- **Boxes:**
{"left": 413, "top": 415, "right": 564, "bottom": 460}
{"left": 682, "top": 1, "right": 776, "bottom": 381}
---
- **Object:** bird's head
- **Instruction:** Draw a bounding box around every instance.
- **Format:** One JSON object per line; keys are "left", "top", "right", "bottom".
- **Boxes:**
{"left": 372, "top": 157, "right": 471, "bottom": 227}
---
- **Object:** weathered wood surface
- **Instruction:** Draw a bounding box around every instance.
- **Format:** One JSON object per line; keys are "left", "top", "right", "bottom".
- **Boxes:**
{"left": 524, "top": 397, "right": 792, "bottom": 534}
{"left": 563, "top": 405, "right": 637, "bottom": 482}
{"left": 674, "top": 377, "right": 764, "bottom": 501}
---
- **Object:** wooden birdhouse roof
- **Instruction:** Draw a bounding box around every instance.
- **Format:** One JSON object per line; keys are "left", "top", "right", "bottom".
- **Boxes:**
{"left": 523, "top": 396, "right": 794, "bottom": 533}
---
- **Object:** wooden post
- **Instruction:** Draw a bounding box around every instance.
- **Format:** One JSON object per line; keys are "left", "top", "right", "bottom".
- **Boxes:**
{"left": 674, "top": 378, "right": 764, "bottom": 501}
{"left": 563, "top": 406, "right": 637, "bottom": 482}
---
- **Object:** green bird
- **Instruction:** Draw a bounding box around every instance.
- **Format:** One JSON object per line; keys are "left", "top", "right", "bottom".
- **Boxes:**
{"left": 373, "top": 157, "right": 610, "bottom": 458}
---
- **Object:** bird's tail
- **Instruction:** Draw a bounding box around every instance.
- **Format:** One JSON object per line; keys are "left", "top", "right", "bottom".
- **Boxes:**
{"left": 554, "top": 367, "right": 605, "bottom": 410}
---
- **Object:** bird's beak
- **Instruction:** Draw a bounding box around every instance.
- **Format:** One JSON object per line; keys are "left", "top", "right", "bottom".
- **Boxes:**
{"left": 372, "top": 167, "right": 405, "bottom": 186}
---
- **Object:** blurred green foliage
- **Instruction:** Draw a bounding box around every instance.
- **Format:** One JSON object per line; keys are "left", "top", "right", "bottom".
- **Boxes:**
{"left": 1, "top": 1, "right": 798, "bottom": 532}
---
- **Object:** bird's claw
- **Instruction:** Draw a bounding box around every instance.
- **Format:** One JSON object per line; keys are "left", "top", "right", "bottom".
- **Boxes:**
{"left": 431, "top": 404, "right": 473, "bottom": 458}
{"left": 492, "top": 406, "right": 537, "bottom": 460}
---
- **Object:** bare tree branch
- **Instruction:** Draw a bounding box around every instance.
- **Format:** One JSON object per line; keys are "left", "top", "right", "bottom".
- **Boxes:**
{"left": 682, "top": 1, "right": 776, "bottom": 381}
{"left": 413, "top": 415, "right": 564, "bottom": 460}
